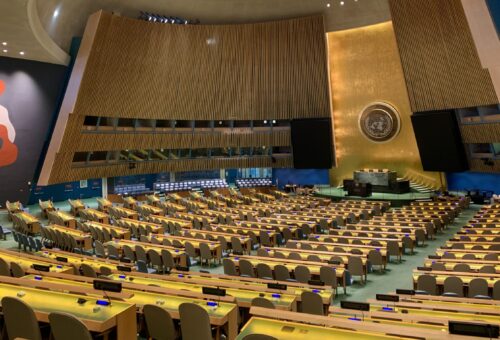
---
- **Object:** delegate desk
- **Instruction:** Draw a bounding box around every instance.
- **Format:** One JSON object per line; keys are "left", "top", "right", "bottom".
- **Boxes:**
{"left": 0, "top": 278, "right": 136, "bottom": 339}
{"left": 445, "top": 240, "right": 500, "bottom": 250}
{"left": 20, "top": 273, "right": 237, "bottom": 340}
{"left": 137, "top": 203, "right": 164, "bottom": 216}
{"left": 348, "top": 222, "right": 430, "bottom": 237}
{"left": 37, "top": 249, "right": 135, "bottom": 274}
{"left": 461, "top": 227, "right": 500, "bottom": 235}
{"left": 48, "top": 210, "right": 77, "bottom": 229}
{"left": 148, "top": 215, "right": 193, "bottom": 230}
{"left": 265, "top": 247, "right": 374, "bottom": 270}
{"left": 183, "top": 229, "right": 253, "bottom": 252}
{"left": 210, "top": 225, "right": 280, "bottom": 247}
{"left": 146, "top": 234, "right": 222, "bottom": 262}
{"left": 175, "top": 212, "right": 216, "bottom": 224}
{"left": 85, "top": 221, "right": 131, "bottom": 240}
{"left": 237, "top": 221, "right": 300, "bottom": 238}
{"left": 159, "top": 201, "right": 187, "bottom": 213}
{"left": 82, "top": 208, "right": 110, "bottom": 224}
{"left": 68, "top": 199, "right": 86, "bottom": 216}
{"left": 96, "top": 197, "right": 112, "bottom": 212}
{"left": 116, "top": 218, "right": 165, "bottom": 234}
{"left": 309, "top": 234, "right": 404, "bottom": 254}
{"left": 435, "top": 248, "right": 500, "bottom": 260}
{"left": 413, "top": 269, "right": 500, "bottom": 290}
{"left": 230, "top": 255, "right": 348, "bottom": 291}
{"left": 38, "top": 199, "right": 56, "bottom": 218}
{"left": 0, "top": 249, "right": 74, "bottom": 274}
{"left": 122, "top": 196, "right": 137, "bottom": 209}
{"left": 109, "top": 206, "right": 139, "bottom": 220}
{"left": 14, "top": 212, "right": 41, "bottom": 234}
{"left": 423, "top": 257, "right": 500, "bottom": 273}
{"left": 48, "top": 224, "right": 93, "bottom": 250}
{"left": 105, "top": 239, "right": 187, "bottom": 266}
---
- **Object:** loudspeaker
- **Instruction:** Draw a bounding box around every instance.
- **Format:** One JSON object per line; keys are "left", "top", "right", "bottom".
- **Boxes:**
{"left": 411, "top": 111, "right": 468, "bottom": 172}
{"left": 290, "top": 118, "right": 334, "bottom": 169}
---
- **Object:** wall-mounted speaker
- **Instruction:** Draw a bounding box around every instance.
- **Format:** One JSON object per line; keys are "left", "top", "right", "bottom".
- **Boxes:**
{"left": 411, "top": 110, "right": 468, "bottom": 172}
{"left": 290, "top": 118, "right": 335, "bottom": 169}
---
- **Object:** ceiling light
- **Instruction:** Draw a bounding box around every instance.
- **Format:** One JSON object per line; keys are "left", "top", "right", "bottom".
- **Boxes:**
{"left": 263, "top": 120, "right": 268, "bottom": 124}
{"left": 1, "top": 42, "right": 6, "bottom": 46}
{"left": 326, "top": 3, "right": 331, "bottom": 7}
{"left": 340, "top": 1, "right": 345, "bottom": 5}
{"left": 2, "top": 49, "right": 7, "bottom": 53}
{"left": 272, "top": 120, "right": 276, "bottom": 124}
{"left": 53, "top": 9, "right": 59, "bottom": 18}
{"left": 19, "top": 51, "right": 25, "bottom": 55}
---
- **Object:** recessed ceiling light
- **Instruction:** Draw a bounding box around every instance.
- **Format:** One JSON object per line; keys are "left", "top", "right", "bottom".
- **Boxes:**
{"left": 2, "top": 49, "right": 7, "bottom": 53}
{"left": 326, "top": 3, "right": 331, "bottom": 7}
{"left": 340, "top": 1, "right": 345, "bottom": 5}
{"left": 19, "top": 51, "right": 25, "bottom": 55}
{"left": 1, "top": 42, "right": 6, "bottom": 46}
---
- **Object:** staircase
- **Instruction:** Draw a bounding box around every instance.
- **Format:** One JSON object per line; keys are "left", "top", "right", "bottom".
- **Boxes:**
{"left": 408, "top": 181, "right": 436, "bottom": 194}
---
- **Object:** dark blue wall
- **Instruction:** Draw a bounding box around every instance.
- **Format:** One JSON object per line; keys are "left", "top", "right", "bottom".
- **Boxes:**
{"left": 272, "top": 168, "right": 330, "bottom": 189}
{"left": 447, "top": 172, "right": 500, "bottom": 194}
{"left": 28, "top": 179, "right": 102, "bottom": 204}
{"left": 487, "top": 0, "right": 500, "bottom": 35}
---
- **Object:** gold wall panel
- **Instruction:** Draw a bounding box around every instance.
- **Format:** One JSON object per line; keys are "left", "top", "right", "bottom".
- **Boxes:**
{"left": 388, "top": 0, "right": 499, "bottom": 112}
{"left": 460, "top": 123, "right": 500, "bottom": 144}
{"left": 327, "top": 22, "right": 442, "bottom": 189}
{"left": 39, "top": 11, "right": 330, "bottom": 184}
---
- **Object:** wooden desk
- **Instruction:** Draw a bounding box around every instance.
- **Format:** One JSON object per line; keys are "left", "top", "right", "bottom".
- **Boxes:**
{"left": 423, "top": 257, "right": 500, "bottom": 273}
{"left": 49, "top": 224, "right": 93, "bottom": 250}
{"left": 436, "top": 248, "right": 500, "bottom": 259}
{"left": 185, "top": 229, "right": 253, "bottom": 253}
{"left": 0, "top": 280, "right": 136, "bottom": 339}
{"left": 105, "top": 240, "right": 187, "bottom": 266}
{"left": 122, "top": 196, "right": 137, "bottom": 210}
{"left": 96, "top": 197, "right": 112, "bottom": 213}
{"left": 68, "top": 199, "right": 85, "bottom": 216}
{"left": 230, "top": 255, "right": 347, "bottom": 290}
{"left": 210, "top": 225, "right": 279, "bottom": 247}
{"left": 117, "top": 218, "right": 165, "bottom": 234}
{"left": 85, "top": 221, "right": 131, "bottom": 240}
{"left": 138, "top": 203, "right": 164, "bottom": 216}
{"left": 148, "top": 215, "right": 193, "bottom": 229}
{"left": 48, "top": 210, "right": 77, "bottom": 228}
{"left": 82, "top": 208, "right": 110, "bottom": 224}
{"left": 413, "top": 269, "right": 500, "bottom": 288}
{"left": 0, "top": 249, "right": 74, "bottom": 274}
{"left": 109, "top": 206, "right": 139, "bottom": 220}
{"left": 39, "top": 199, "right": 56, "bottom": 218}
{"left": 37, "top": 249, "right": 134, "bottom": 273}
{"left": 147, "top": 234, "right": 222, "bottom": 261}
{"left": 14, "top": 212, "right": 41, "bottom": 234}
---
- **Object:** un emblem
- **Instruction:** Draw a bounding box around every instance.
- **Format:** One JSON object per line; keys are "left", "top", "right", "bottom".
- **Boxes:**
{"left": 358, "top": 102, "right": 401, "bottom": 143}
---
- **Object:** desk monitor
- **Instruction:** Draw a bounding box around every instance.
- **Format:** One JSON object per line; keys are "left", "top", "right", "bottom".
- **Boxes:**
{"left": 93, "top": 279, "right": 122, "bottom": 293}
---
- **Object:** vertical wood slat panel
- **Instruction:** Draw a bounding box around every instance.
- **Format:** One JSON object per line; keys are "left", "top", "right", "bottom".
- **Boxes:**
{"left": 388, "top": 0, "right": 499, "bottom": 112}
{"left": 46, "top": 12, "right": 329, "bottom": 184}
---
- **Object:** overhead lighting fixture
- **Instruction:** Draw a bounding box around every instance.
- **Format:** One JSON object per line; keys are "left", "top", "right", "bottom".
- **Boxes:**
{"left": 340, "top": 1, "right": 345, "bottom": 5}
{"left": 2, "top": 49, "right": 7, "bottom": 53}
{"left": 53, "top": 8, "right": 59, "bottom": 18}
{"left": 326, "top": 3, "right": 331, "bottom": 7}
{"left": 19, "top": 51, "right": 25, "bottom": 55}
{"left": 272, "top": 120, "right": 276, "bottom": 124}
{"left": 1, "top": 42, "right": 6, "bottom": 46}
{"left": 263, "top": 120, "right": 268, "bottom": 124}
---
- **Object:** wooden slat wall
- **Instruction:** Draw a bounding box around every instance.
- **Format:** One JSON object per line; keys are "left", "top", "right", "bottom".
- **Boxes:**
{"left": 469, "top": 159, "right": 500, "bottom": 173}
{"left": 388, "top": 0, "right": 499, "bottom": 112}
{"left": 460, "top": 123, "right": 500, "bottom": 144}
{"left": 75, "top": 12, "right": 330, "bottom": 120}
{"left": 43, "top": 12, "right": 330, "bottom": 184}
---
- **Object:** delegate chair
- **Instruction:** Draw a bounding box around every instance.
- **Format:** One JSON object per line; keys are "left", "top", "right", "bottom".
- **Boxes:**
{"left": 223, "top": 258, "right": 237, "bottom": 276}
{"left": 179, "top": 303, "right": 213, "bottom": 340}
{"left": 49, "top": 312, "right": 92, "bottom": 340}
{"left": 251, "top": 297, "right": 275, "bottom": 309}
{"left": 416, "top": 275, "right": 437, "bottom": 295}
{"left": 442, "top": 276, "right": 463, "bottom": 297}
{"left": 2, "top": 297, "right": 42, "bottom": 340}
{"left": 300, "top": 291, "right": 324, "bottom": 315}
{"left": 143, "top": 304, "right": 177, "bottom": 340}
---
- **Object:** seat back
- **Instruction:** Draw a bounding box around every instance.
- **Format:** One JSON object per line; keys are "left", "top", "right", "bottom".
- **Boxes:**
{"left": 443, "top": 276, "right": 463, "bottom": 297}
{"left": 417, "top": 274, "right": 437, "bottom": 295}
{"left": 80, "top": 263, "right": 97, "bottom": 278}
{"left": 300, "top": 291, "right": 323, "bottom": 315}
{"left": 2, "top": 297, "right": 42, "bottom": 340}
{"left": 251, "top": 297, "right": 275, "bottom": 309}
{"left": 468, "top": 278, "right": 489, "bottom": 298}
{"left": 239, "top": 259, "right": 255, "bottom": 277}
{"left": 0, "top": 257, "right": 10, "bottom": 276}
{"left": 179, "top": 303, "right": 212, "bottom": 340}
{"left": 294, "top": 265, "right": 310, "bottom": 283}
{"left": 143, "top": 304, "right": 176, "bottom": 340}
{"left": 49, "top": 312, "right": 92, "bottom": 340}
{"left": 10, "top": 262, "right": 25, "bottom": 278}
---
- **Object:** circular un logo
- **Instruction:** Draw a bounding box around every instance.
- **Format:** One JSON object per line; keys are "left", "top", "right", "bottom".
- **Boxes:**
{"left": 358, "top": 102, "right": 401, "bottom": 143}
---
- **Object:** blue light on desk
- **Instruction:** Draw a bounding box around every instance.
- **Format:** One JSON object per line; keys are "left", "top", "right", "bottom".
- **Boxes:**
{"left": 96, "top": 299, "right": 110, "bottom": 306}
{"left": 348, "top": 317, "right": 361, "bottom": 321}
{"left": 56, "top": 265, "right": 62, "bottom": 269}
{"left": 34, "top": 275, "right": 42, "bottom": 281}
{"left": 207, "top": 301, "right": 218, "bottom": 307}
{"left": 234, "top": 257, "right": 239, "bottom": 261}
{"left": 382, "top": 307, "right": 394, "bottom": 311}
{"left": 376, "top": 248, "right": 380, "bottom": 251}
{"left": 405, "top": 234, "right": 409, "bottom": 237}
{"left": 312, "top": 289, "right": 320, "bottom": 293}
{"left": 175, "top": 250, "right": 179, "bottom": 253}
{"left": 271, "top": 293, "right": 281, "bottom": 299}
{"left": 178, "top": 274, "right": 184, "bottom": 278}
{"left": 119, "top": 275, "right": 126, "bottom": 279}
{"left": 315, "top": 235, "right": 320, "bottom": 238}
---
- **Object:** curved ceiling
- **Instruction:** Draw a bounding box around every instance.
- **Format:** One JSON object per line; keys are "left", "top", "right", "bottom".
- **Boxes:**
{"left": 36, "top": 0, "right": 391, "bottom": 52}
{"left": 0, "top": 0, "right": 390, "bottom": 65}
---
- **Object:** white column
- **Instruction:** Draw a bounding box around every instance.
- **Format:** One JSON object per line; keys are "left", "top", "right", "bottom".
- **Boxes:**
{"left": 102, "top": 178, "right": 108, "bottom": 198}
